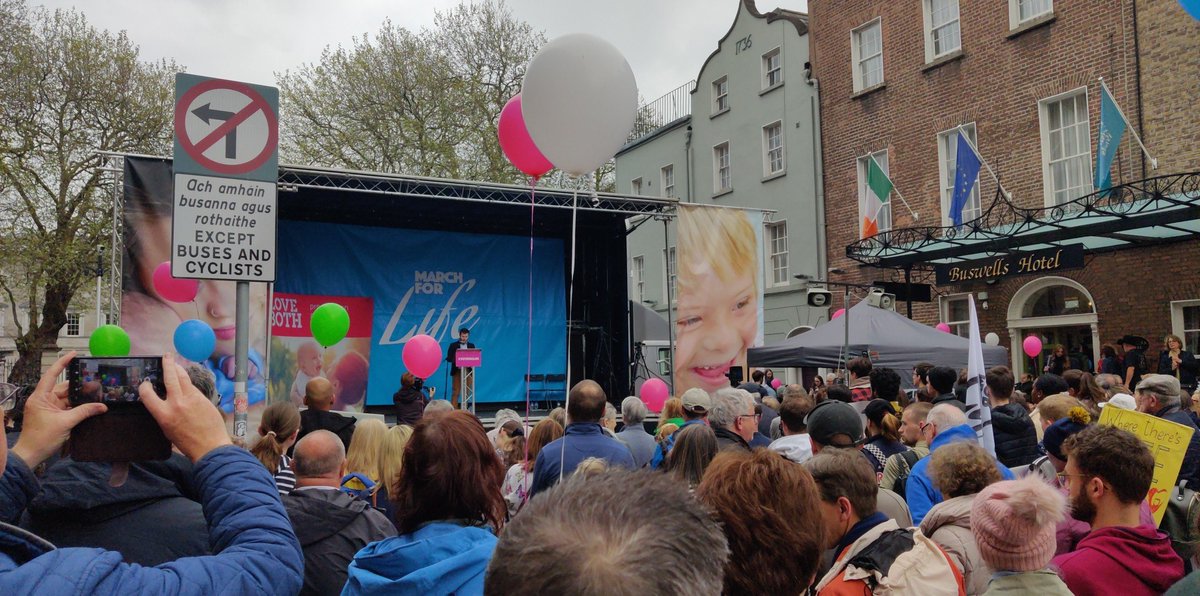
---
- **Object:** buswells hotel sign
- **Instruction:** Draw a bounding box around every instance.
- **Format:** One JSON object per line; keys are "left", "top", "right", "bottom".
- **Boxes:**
{"left": 935, "top": 245, "right": 1085, "bottom": 285}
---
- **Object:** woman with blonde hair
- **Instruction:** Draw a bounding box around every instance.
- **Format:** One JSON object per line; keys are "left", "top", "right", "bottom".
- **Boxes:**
{"left": 1159, "top": 334, "right": 1199, "bottom": 393}
{"left": 249, "top": 401, "right": 300, "bottom": 495}
{"left": 378, "top": 424, "right": 413, "bottom": 528}
{"left": 345, "top": 419, "right": 389, "bottom": 506}
{"left": 658, "top": 397, "right": 685, "bottom": 430}
{"left": 502, "top": 418, "right": 562, "bottom": 515}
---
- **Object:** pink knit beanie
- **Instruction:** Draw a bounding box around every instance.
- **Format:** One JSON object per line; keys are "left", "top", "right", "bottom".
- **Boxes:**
{"left": 970, "top": 476, "right": 1065, "bottom": 572}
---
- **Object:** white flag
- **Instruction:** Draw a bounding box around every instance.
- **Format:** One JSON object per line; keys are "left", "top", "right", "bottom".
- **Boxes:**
{"left": 965, "top": 295, "right": 995, "bottom": 454}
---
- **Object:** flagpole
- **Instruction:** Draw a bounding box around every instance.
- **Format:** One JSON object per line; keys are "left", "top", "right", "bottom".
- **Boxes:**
{"left": 957, "top": 125, "right": 1013, "bottom": 201}
{"left": 867, "top": 155, "right": 920, "bottom": 221}
{"left": 1099, "top": 77, "right": 1158, "bottom": 170}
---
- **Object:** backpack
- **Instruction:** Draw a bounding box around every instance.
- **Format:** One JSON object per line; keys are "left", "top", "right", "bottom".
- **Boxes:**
{"left": 340, "top": 472, "right": 379, "bottom": 507}
{"left": 891, "top": 450, "right": 921, "bottom": 500}
{"left": 1161, "top": 479, "right": 1200, "bottom": 563}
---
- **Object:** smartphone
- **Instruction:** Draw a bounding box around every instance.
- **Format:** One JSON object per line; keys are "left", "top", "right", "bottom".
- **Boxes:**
{"left": 67, "top": 356, "right": 171, "bottom": 462}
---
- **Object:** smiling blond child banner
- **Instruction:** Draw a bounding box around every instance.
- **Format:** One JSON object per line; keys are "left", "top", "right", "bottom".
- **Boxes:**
{"left": 673, "top": 205, "right": 765, "bottom": 396}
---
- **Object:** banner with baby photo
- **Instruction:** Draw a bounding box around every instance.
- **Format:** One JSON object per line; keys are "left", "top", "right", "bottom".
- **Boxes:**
{"left": 269, "top": 293, "right": 375, "bottom": 412}
{"left": 673, "top": 204, "right": 764, "bottom": 397}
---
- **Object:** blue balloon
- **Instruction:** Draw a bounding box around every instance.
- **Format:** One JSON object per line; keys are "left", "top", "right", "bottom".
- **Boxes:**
{"left": 174, "top": 319, "right": 217, "bottom": 363}
{"left": 1183, "top": 0, "right": 1200, "bottom": 20}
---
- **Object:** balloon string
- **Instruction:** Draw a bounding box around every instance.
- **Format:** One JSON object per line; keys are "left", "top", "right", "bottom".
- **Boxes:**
{"left": 524, "top": 178, "right": 535, "bottom": 479}
{"left": 559, "top": 185, "right": 580, "bottom": 485}
{"left": 193, "top": 299, "right": 199, "bottom": 319}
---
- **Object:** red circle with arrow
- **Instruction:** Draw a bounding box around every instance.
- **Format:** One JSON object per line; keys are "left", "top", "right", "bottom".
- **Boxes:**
{"left": 174, "top": 78, "right": 278, "bottom": 176}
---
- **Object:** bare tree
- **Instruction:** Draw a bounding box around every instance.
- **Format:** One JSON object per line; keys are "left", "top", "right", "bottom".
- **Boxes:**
{"left": 0, "top": 3, "right": 175, "bottom": 383}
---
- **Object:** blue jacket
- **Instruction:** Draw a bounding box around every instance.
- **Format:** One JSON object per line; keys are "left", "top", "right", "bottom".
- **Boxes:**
{"left": 0, "top": 446, "right": 303, "bottom": 595}
{"left": 650, "top": 418, "right": 706, "bottom": 469}
{"left": 342, "top": 521, "right": 496, "bottom": 595}
{"left": 1158, "top": 406, "right": 1200, "bottom": 487}
{"left": 907, "top": 424, "right": 1014, "bottom": 525}
{"left": 530, "top": 423, "right": 635, "bottom": 496}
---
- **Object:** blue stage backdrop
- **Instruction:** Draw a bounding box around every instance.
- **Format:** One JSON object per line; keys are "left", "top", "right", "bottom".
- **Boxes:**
{"left": 277, "top": 220, "right": 567, "bottom": 405}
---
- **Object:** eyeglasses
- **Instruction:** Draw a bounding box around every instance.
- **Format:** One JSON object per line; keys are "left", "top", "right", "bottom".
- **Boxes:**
{"left": 1056, "top": 472, "right": 1089, "bottom": 481}
{"left": 737, "top": 413, "right": 760, "bottom": 421}
{"left": 918, "top": 421, "right": 932, "bottom": 435}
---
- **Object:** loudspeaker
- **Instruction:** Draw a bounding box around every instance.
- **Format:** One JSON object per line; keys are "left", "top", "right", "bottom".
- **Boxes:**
{"left": 865, "top": 289, "right": 897, "bottom": 311}
{"left": 806, "top": 289, "right": 833, "bottom": 308}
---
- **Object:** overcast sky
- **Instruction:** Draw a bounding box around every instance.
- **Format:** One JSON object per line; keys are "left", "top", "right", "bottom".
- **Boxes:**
{"left": 34, "top": 0, "right": 808, "bottom": 104}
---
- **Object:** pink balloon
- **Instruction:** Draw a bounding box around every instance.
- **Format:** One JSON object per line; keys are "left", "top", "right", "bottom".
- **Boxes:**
{"left": 936, "top": 323, "right": 952, "bottom": 333}
{"left": 771, "top": 378, "right": 782, "bottom": 390}
{"left": 403, "top": 334, "right": 442, "bottom": 379}
{"left": 640, "top": 378, "right": 669, "bottom": 413}
{"left": 152, "top": 261, "right": 199, "bottom": 303}
{"left": 498, "top": 94, "right": 554, "bottom": 179}
{"left": 1023, "top": 335, "right": 1043, "bottom": 359}
{"left": 832, "top": 308, "right": 845, "bottom": 320}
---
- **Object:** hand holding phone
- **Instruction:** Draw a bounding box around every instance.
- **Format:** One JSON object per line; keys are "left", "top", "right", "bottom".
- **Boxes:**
{"left": 11, "top": 352, "right": 107, "bottom": 469}
{"left": 68, "top": 355, "right": 171, "bottom": 462}
{"left": 139, "top": 353, "right": 232, "bottom": 463}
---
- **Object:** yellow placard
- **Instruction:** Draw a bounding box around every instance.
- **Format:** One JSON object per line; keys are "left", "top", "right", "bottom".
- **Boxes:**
{"left": 1098, "top": 406, "right": 1195, "bottom": 525}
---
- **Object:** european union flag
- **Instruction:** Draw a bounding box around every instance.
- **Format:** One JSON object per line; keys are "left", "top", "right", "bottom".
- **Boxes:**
{"left": 1095, "top": 85, "right": 1126, "bottom": 194}
{"left": 951, "top": 132, "right": 982, "bottom": 227}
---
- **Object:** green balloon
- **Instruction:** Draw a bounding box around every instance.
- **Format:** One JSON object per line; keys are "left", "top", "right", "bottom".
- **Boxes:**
{"left": 311, "top": 303, "right": 350, "bottom": 347}
{"left": 89, "top": 324, "right": 131, "bottom": 356}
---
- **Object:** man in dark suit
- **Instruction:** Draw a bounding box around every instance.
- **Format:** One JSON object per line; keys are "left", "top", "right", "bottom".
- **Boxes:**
{"left": 446, "top": 327, "right": 475, "bottom": 409}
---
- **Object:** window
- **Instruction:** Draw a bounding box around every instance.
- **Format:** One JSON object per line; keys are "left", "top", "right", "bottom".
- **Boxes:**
{"left": 1172, "top": 301, "right": 1200, "bottom": 353}
{"left": 767, "top": 221, "right": 789, "bottom": 286}
{"left": 630, "top": 177, "right": 642, "bottom": 196}
{"left": 924, "top": 0, "right": 961, "bottom": 61}
{"left": 762, "top": 121, "right": 785, "bottom": 176}
{"left": 104, "top": 312, "right": 115, "bottom": 326}
{"left": 762, "top": 48, "right": 782, "bottom": 89}
{"left": 712, "top": 76, "right": 729, "bottom": 113}
{"left": 1010, "top": 0, "right": 1053, "bottom": 27}
{"left": 663, "top": 247, "right": 677, "bottom": 303}
{"left": 938, "top": 124, "right": 981, "bottom": 226}
{"left": 856, "top": 150, "right": 892, "bottom": 236}
{"left": 941, "top": 294, "right": 970, "bottom": 337}
{"left": 631, "top": 255, "right": 645, "bottom": 303}
{"left": 1039, "top": 89, "right": 1092, "bottom": 205}
{"left": 851, "top": 19, "right": 883, "bottom": 92}
{"left": 65, "top": 312, "right": 81, "bottom": 337}
{"left": 713, "top": 142, "right": 732, "bottom": 194}
{"left": 661, "top": 165, "right": 675, "bottom": 198}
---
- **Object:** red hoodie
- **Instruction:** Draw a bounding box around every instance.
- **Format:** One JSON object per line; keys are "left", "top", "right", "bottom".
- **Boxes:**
{"left": 1051, "top": 524, "right": 1184, "bottom": 596}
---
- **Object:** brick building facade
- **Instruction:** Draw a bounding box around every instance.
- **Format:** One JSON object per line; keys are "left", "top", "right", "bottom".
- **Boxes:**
{"left": 809, "top": 0, "right": 1200, "bottom": 377}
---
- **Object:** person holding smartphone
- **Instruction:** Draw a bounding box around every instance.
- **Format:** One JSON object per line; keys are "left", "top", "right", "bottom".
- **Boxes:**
{"left": 0, "top": 352, "right": 302, "bottom": 594}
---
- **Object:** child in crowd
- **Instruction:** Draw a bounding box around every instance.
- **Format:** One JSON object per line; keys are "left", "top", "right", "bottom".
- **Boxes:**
{"left": 971, "top": 476, "right": 1072, "bottom": 594}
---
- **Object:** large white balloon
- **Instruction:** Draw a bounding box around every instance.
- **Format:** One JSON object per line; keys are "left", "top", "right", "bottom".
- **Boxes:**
{"left": 521, "top": 34, "right": 638, "bottom": 176}
{"left": 984, "top": 332, "right": 1000, "bottom": 346}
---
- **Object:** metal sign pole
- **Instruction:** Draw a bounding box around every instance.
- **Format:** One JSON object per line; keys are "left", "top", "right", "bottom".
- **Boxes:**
{"left": 233, "top": 281, "right": 250, "bottom": 440}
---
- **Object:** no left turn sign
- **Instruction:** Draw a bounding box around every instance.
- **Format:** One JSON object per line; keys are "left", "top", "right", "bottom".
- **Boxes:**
{"left": 174, "top": 77, "right": 279, "bottom": 179}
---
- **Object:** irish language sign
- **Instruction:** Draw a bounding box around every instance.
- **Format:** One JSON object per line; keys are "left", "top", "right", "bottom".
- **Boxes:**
{"left": 1098, "top": 406, "right": 1195, "bottom": 525}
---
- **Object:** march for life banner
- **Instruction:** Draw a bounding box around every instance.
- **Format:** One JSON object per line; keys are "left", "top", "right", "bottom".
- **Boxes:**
{"left": 269, "top": 293, "right": 374, "bottom": 412}
{"left": 673, "top": 205, "right": 764, "bottom": 397}
{"left": 275, "top": 220, "right": 567, "bottom": 405}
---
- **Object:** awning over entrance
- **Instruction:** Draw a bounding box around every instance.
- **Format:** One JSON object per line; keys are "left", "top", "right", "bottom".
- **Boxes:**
{"left": 846, "top": 172, "right": 1200, "bottom": 269}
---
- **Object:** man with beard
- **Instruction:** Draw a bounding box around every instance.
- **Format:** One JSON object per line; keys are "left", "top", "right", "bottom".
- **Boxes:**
{"left": 1050, "top": 425, "right": 1183, "bottom": 595}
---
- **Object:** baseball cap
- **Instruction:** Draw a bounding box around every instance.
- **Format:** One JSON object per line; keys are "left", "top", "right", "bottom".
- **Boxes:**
{"left": 805, "top": 400, "right": 864, "bottom": 448}
{"left": 680, "top": 387, "right": 712, "bottom": 413}
{"left": 1102, "top": 393, "right": 1136, "bottom": 410}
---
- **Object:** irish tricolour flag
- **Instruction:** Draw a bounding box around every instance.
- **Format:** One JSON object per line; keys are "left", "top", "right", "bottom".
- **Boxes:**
{"left": 862, "top": 156, "right": 892, "bottom": 239}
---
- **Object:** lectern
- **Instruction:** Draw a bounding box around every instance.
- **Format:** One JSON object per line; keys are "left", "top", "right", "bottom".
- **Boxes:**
{"left": 455, "top": 348, "right": 482, "bottom": 414}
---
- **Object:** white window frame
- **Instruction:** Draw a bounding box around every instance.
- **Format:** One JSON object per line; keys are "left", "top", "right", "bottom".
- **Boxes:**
{"left": 64, "top": 312, "right": 81, "bottom": 337}
{"left": 923, "top": 0, "right": 961, "bottom": 62}
{"left": 713, "top": 141, "right": 732, "bottom": 194}
{"left": 850, "top": 18, "right": 884, "bottom": 92}
{"left": 712, "top": 76, "right": 729, "bottom": 114}
{"left": 940, "top": 293, "right": 971, "bottom": 337}
{"left": 937, "top": 123, "right": 982, "bottom": 227}
{"left": 856, "top": 149, "right": 892, "bottom": 236}
{"left": 630, "top": 177, "right": 642, "bottom": 196}
{"left": 1038, "top": 87, "right": 1093, "bottom": 207}
{"left": 762, "top": 47, "right": 783, "bottom": 90}
{"left": 1171, "top": 300, "right": 1200, "bottom": 354}
{"left": 762, "top": 121, "right": 785, "bottom": 177}
{"left": 660, "top": 164, "right": 675, "bottom": 198}
{"left": 631, "top": 255, "right": 645, "bottom": 303}
{"left": 663, "top": 246, "right": 677, "bottom": 304}
{"left": 1009, "top": 0, "right": 1054, "bottom": 29}
{"left": 766, "top": 221, "right": 789, "bottom": 287}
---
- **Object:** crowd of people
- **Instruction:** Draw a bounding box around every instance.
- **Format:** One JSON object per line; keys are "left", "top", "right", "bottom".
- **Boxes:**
{"left": 4, "top": 349, "right": 1200, "bottom": 595}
